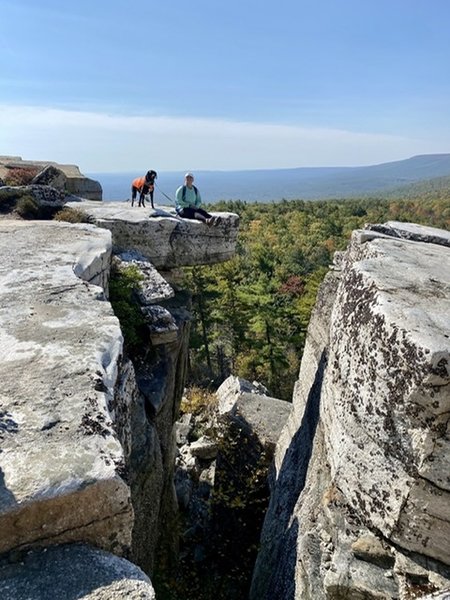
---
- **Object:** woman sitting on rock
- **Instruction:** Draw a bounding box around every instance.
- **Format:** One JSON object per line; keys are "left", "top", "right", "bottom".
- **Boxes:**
{"left": 175, "top": 173, "right": 220, "bottom": 226}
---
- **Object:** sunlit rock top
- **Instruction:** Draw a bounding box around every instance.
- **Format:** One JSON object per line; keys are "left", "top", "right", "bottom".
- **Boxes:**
{"left": 66, "top": 200, "right": 240, "bottom": 269}
{"left": 0, "top": 220, "right": 131, "bottom": 557}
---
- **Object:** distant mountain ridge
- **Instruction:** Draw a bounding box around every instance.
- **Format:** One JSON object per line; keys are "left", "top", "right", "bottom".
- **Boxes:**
{"left": 90, "top": 153, "right": 450, "bottom": 203}
{"left": 300, "top": 153, "right": 450, "bottom": 197}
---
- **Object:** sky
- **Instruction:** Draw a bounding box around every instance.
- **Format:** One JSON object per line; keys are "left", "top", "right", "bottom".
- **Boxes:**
{"left": 1, "top": 0, "right": 449, "bottom": 173}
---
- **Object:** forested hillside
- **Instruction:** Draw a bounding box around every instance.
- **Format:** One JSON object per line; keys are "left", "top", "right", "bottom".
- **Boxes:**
{"left": 382, "top": 174, "right": 450, "bottom": 200}
{"left": 185, "top": 195, "right": 450, "bottom": 400}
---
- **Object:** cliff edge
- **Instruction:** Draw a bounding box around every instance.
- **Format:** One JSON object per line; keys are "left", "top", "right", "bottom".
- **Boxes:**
{"left": 251, "top": 222, "right": 450, "bottom": 600}
{"left": 0, "top": 206, "right": 239, "bottom": 596}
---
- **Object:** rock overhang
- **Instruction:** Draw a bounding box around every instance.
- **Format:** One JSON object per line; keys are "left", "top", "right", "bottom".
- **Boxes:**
{"left": 66, "top": 201, "right": 240, "bottom": 269}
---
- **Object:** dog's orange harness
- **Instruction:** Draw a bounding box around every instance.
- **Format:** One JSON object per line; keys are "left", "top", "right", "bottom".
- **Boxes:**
{"left": 132, "top": 176, "right": 154, "bottom": 192}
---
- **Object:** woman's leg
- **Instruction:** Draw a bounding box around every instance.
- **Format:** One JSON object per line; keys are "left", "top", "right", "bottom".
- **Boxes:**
{"left": 178, "top": 207, "right": 200, "bottom": 219}
{"left": 178, "top": 207, "right": 214, "bottom": 224}
{"left": 193, "top": 207, "right": 212, "bottom": 220}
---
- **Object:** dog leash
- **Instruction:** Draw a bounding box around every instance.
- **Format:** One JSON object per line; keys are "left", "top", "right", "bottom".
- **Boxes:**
{"left": 155, "top": 182, "right": 176, "bottom": 204}
{"left": 125, "top": 180, "right": 175, "bottom": 206}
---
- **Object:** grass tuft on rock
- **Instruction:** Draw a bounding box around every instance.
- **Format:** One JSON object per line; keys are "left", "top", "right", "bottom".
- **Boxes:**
{"left": 53, "top": 207, "right": 93, "bottom": 223}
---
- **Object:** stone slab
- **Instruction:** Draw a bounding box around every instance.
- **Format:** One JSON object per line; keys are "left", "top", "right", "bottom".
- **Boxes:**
{"left": 230, "top": 392, "right": 292, "bottom": 450}
{"left": 0, "top": 543, "right": 155, "bottom": 599}
{"left": 365, "top": 221, "right": 450, "bottom": 247}
{"left": 216, "top": 375, "right": 291, "bottom": 449}
{"left": 0, "top": 220, "right": 132, "bottom": 556}
{"left": 323, "top": 234, "right": 450, "bottom": 562}
{"left": 66, "top": 200, "right": 240, "bottom": 268}
{"left": 216, "top": 375, "right": 269, "bottom": 414}
{"left": 116, "top": 251, "right": 174, "bottom": 304}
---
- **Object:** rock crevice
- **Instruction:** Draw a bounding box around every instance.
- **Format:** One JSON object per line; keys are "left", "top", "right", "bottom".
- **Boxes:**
{"left": 0, "top": 211, "right": 236, "bottom": 596}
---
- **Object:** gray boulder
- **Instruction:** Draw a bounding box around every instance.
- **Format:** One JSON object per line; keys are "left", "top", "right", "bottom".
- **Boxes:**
{"left": 0, "top": 156, "right": 102, "bottom": 200}
{"left": 0, "top": 544, "right": 156, "bottom": 599}
{"left": 66, "top": 200, "right": 240, "bottom": 268}
{"left": 190, "top": 435, "right": 218, "bottom": 460}
{"left": 220, "top": 391, "right": 292, "bottom": 452}
{"left": 31, "top": 164, "right": 68, "bottom": 190}
{"left": 217, "top": 375, "right": 291, "bottom": 450}
{"left": 0, "top": 184, "right": 66, "bottom": 213}
{"left": 216, "top": 374, "right": 270, "bottom": 414}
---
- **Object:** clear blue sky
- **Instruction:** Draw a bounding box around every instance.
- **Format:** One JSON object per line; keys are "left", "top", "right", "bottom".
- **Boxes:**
{"left": 1, "top": 0, "right": 449, "bottom": 172}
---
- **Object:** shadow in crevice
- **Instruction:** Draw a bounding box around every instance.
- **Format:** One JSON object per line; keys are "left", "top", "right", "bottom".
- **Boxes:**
{"left": 0, "top": 411, "right": 19, "bottom": 509}
{"left": 0, "top": 410, "right": 19, "bottom": 436}
{"left": 0, "top": 467, "right": 17, "bottom": 510}
{"left": 252, "top": 349, "right": 327, "bottom": 600}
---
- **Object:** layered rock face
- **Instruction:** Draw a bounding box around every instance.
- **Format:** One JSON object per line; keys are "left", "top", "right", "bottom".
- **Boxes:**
{"left": 0, "top": 221, "right": 130, "bottom": 556}
{"left": 0, "top": 202, "right": 238, "bottom": 596}
{"left": 0, "top": 220, "right": 156, "bottom": 596}
{"left": 66, "top": 200, "right": 240, "bottom": 269}
{"left": 252, "top": 222, "right": 450, "bottom": 600}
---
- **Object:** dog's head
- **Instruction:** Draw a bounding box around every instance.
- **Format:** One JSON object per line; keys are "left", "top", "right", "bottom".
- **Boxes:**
{"left": 145, "top": 170, "right": 157, "bottom": 184}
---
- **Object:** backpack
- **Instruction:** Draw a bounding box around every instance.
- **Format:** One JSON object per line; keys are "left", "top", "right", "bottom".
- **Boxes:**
{"left": 182, "top": 185, "right": 198, "bottom": 202}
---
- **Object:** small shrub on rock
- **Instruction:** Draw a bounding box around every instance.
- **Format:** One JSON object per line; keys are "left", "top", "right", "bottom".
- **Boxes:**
{"left": 0, "top": 189, "right": 23, "bottom": 213}
{"left": 180, "top": 386, "right": 218, "bottom": 416}
{"left": 109, "top": 264, "right": 147, "bottom": 355}
{"left": 53, "top": 207, "right": 92, "bottom": 223}
{"left": 4, "top": 166, "right": 40, "bottom": 186}
{"left": 180, "top": 385, "right": 218, "bottom": 441}
{"left": 15, "top": 195, "right": 39, "bottom": 218}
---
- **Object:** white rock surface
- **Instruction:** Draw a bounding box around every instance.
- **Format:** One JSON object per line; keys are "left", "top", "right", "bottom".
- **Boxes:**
{"left": 252, "top": 224, "right": 450, "bottom": 599}
{"left": 216, "top": 375, "right": 291, "bottom": 449}
{"left": 66, "top": 201, "right": 240, "bottom": 268}
{"left": 420, "top": 592, "right": 450, "bottom": 600}
{"left": 0, "top": 220, "right": 132, "bottom": 556}
{"left": 216, "top": 375, "right": 270, "bottom": 414}
{"left": 323, "top": 234, "right": 450, "bottom": 562}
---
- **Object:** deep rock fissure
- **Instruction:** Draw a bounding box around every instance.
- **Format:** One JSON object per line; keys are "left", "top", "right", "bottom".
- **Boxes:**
{"left": 1, "top": 209, "right": 450, "bottom": 599}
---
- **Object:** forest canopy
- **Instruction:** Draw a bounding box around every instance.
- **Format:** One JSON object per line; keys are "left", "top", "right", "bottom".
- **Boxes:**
{"left": 184, "top": 195, "right": 450, "bottom": 400}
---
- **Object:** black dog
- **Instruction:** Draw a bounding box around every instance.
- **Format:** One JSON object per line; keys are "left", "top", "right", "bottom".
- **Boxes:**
{"left": 131, "top": 170, "right": 158, "bottom": 207}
